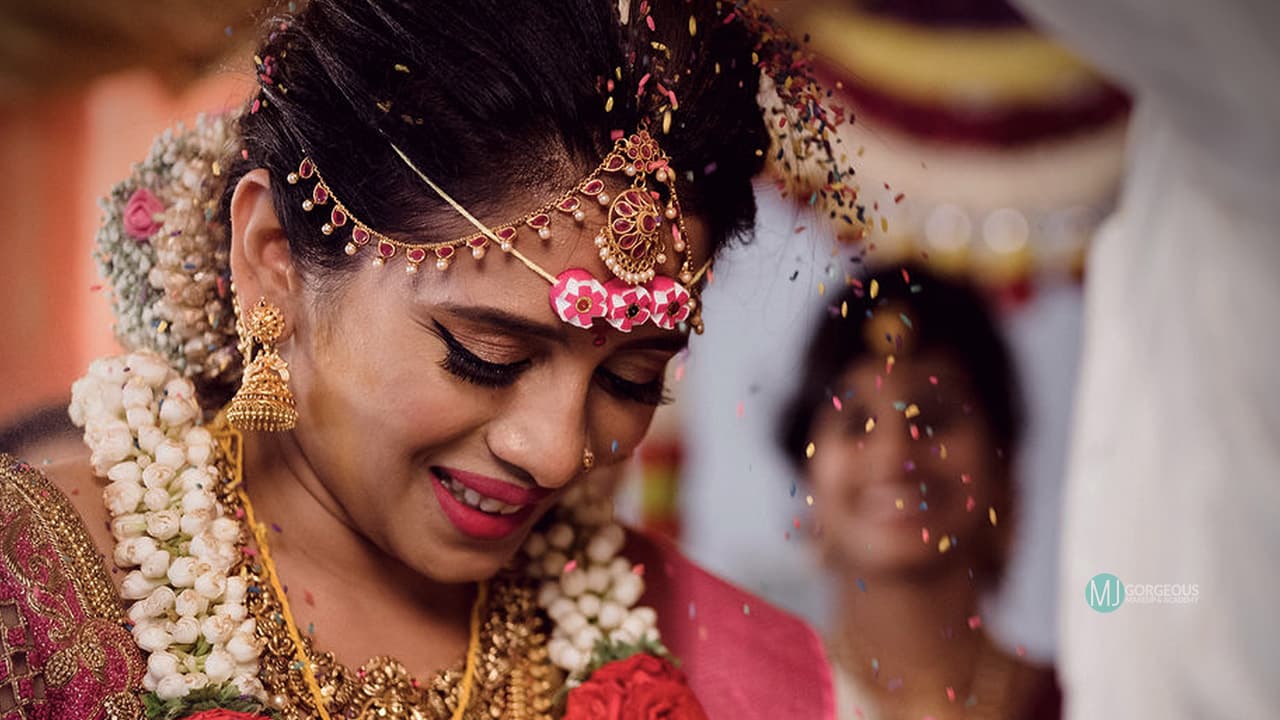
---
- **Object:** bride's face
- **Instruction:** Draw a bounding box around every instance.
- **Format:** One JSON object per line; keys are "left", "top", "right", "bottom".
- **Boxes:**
{"left": 277, "top": 202, "right": 701, "bottom": 583}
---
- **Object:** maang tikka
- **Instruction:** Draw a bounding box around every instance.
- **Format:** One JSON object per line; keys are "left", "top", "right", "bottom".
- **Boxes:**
{"left": 227, "top": 297, "right": 298, "bottom": 432}
{"left": 287, "top": 127, "right": 713, "bottom": 334}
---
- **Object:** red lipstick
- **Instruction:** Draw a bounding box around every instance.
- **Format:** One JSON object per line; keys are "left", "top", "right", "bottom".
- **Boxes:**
{"left": 430, "top": 468, "right": 545, "bottom": 541}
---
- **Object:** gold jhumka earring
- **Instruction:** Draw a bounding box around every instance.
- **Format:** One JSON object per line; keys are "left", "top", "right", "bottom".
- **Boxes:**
{"left": 227, "top": 298, "right": 298, "bottom": 432}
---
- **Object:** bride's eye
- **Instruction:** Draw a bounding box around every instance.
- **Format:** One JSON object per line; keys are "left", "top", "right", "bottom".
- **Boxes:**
{"left": 433, "top": 321, "right": 530, "bottom": 388}
{"left": 594, "top": 366, "right": 671, "bottom": 406}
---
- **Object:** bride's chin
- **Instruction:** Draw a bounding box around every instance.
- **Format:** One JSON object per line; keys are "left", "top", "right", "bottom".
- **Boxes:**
{"left": 408, "top": 543, "right": 527, "bottom": 585}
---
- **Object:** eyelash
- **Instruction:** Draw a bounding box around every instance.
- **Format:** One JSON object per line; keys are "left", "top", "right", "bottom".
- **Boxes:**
{"left": 433, "top": 321, "right": 671, "bottom": 406}
{"left": 435, "top": 321, "right": 529, "bottom": 388}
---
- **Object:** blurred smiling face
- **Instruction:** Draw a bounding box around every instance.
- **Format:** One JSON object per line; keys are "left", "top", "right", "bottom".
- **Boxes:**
{"left": 805, "top": 351, "right": 1006, "bottom": 581}
{"left": 241, "top": 172, "right": 706, "bottom": 584}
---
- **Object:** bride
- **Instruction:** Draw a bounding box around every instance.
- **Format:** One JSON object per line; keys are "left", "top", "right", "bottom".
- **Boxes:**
{"left": 0, "top": 0, "right": 858, "bottom": 718}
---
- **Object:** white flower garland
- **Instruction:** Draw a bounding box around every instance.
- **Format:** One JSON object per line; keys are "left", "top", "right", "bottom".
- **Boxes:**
{"left": 523, "top": 486, "right": 662, "bottom": 678}
{"left": 71, "top": 352, "right": 264, "bottom": 703}
{"left": 72, "top": 349, "right": 662, "bottom": 704}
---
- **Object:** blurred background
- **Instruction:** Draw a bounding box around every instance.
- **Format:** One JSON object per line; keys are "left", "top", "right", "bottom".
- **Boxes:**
{"left": 0, "top": 0, "right": 1129, "bottom": 670}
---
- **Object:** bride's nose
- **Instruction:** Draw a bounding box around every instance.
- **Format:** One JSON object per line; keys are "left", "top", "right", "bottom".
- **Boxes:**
{"left": 485, "top": 375, "right": 590, "bottom": 490}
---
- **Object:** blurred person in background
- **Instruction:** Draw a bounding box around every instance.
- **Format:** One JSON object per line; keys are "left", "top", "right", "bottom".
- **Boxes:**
{"left": 1007, "top": 0, "right": 1280, "bottom": 717}
{"left": 782, "top": 265, "right": 1060, "bottom": 719}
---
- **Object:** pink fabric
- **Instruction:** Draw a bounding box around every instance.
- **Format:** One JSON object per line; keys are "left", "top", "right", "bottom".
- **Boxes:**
{"left": 0, "top": 457, "right": 143, "bottom": 719}
{"left": 627, "top": 529, "right": 836, "bottom": 720}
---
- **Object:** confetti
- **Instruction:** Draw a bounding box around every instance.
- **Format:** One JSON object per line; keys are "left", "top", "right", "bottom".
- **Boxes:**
{"left": 929, "top": 375, "right": 938, "bottom": 385}
{"left": 988, "top": 507, "right": 998, "bottom": 526}
{"left": 832, "top": 395, "right": 843, "bottom": 411}
{"left": 921, "top": 528, "right": 930, "bottom": 543}
{"left": 394, "top": 63, "right": 410, "bottom": 73}
{"left": 894, "top": 499, "right": 904, "bottom": 510}
{"left": 904, "top": 403, "right": 920, "bottom": 419}
{"left": 611, "top": 439, "right": 619, "bottom": 454}
{"left": 563, "top": 559, "right": 578, "bottom": 574}
{"left": 856, "top": 578, "right": 867, "bottom": 592}
{"left": 966, "top": 496, "right": 976, "bottom": 512}
{"left": 840, "top": 301, "right": 848, "bottom": 318}
{"left": 864, "top": 417, "right": 876, "bottom": 433}
{"left": 689, "top": 16, "right": 697, "bottom": 36}
{"left": 960, "top": 473, "right": 972, "bottom": 484}
{"left": 818, "top": 281, "right": 825, "bottom": 295}
{"left": 938, "top": 536, "right": 951, "bottom": 553}
{"left": 736, "top": 401, "right": 745, "bottom": 418}
{"left": 947, "top": 687, "right": 957, "bottom": 702}
{"left": 869, "top": 279, "right": 880, "bottom": 299}
{"left": 304, "top": 589, "right": 314, "bottom": 606}
{"left": 632, "top": 564, "right": 645, "bottom": 576}
{"left": 805, "top": 442, "right": 816, "bottom": 459}
{"left": 742, "top": 603, "right": 750, "bottom": 616}
{"left": 805, "top": 494, "right": 814, "bottom": 507}
{"left": 968, "top": 615, "right": 982, "bottom": 630}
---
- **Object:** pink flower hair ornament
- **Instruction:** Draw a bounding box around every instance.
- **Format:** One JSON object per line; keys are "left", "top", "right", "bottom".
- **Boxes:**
{"left": 552, "top": 270, "right": 610, "bottom": 330}
{"left": 603, "top": 279, "right": 654, "bottom": 333}
{"left": 289, "top": 127, "right": 712, "bottom": 335}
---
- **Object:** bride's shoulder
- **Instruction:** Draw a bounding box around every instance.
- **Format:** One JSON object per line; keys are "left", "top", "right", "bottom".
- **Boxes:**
{"left": 0, "top": 450, "right": 117, "bottom": 584}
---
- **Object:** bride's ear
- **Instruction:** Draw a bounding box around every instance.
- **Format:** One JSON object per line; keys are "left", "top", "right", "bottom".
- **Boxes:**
{"left": 228, "top": 169, "right": 302, "bottom": 320}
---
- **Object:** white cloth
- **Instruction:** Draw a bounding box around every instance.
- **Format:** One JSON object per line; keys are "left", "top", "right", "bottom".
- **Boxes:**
{"left": 1012, "top": 0, "right": 1280, "bottom": 717}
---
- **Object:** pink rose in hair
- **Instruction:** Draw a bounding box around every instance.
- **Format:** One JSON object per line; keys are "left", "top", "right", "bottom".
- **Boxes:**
{"left": 123, "top": 188, "right": 165, "bottom": 240}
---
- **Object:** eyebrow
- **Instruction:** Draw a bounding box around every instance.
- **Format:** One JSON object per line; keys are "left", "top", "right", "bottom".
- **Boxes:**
{"left": 435, "top": 302, "right": 690, "bottom": 353}
{"left": 436, "top": 303, "right": 568, "bottom": 345}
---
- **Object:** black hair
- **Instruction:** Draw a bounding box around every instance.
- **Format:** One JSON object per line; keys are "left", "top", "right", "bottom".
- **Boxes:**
{"left": 780, "top": 264, "right": 1024, "bottom": 469}
{"left": 220, "top": 0, "right": 770, "bottom": 278}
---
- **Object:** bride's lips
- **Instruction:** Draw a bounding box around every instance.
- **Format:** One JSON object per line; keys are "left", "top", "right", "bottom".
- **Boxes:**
{"left": 442, "top": 467, "right": 551, "bottom": 506}
{"left": 430, "top": 467, "right": 549, "bottom": 541}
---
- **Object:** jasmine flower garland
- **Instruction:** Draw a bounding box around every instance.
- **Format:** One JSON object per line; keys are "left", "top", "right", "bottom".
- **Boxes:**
{"left": 95, "top": 114, "right": 241, "bottom": 400}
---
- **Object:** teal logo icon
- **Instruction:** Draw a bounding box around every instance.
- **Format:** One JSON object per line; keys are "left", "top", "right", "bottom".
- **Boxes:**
{"left": 1086, "top": 573, "right": 1125, "bottom": 613}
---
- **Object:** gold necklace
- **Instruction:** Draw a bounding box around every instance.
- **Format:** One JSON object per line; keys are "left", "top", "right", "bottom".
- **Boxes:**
{"left": 211, "top": 419, "right": 561, "bottom": 720}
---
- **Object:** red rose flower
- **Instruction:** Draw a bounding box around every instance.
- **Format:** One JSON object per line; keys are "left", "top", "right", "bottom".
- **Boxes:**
{"left": 622, "top": 679, "right": 709, "bottom": 720}
{"left": 564, "top": 654, "right": 708, "bottom": 720}
{"left": 184, "top": 711, "right": 271, "bottom": 720}
{"left": 123, "top": 187, "right": 165, "bottom": 240}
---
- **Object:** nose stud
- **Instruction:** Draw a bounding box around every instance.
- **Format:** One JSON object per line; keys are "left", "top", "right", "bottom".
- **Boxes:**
{"left": 582, "top": 447, "right": 596, "bottom": 471}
